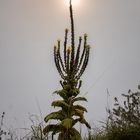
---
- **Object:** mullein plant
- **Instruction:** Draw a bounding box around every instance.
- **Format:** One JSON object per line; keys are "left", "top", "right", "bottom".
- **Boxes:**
{"left": 43, "top": 0, "right": 91, "bottom": 139}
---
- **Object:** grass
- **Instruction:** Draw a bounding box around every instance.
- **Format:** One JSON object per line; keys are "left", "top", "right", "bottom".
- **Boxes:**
{"left": 1, "top": 113, "right": 140, "bottom": 140}
{"left": 1, "top": 86, "right": 140, "bottom": 140}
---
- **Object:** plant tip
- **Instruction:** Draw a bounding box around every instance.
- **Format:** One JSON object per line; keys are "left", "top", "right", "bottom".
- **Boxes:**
{"left": 54, "top": 45, "right": 58, "bottom": 50}
{"left": 67, "top": 46, "right": 72, "bottom": 53}
{"left": 86, "top": 45, "right": 90, "bottom": 48}
{"left": 84, "top": 33, "right": 88, "bottom": 37}
{"left": 79, "top": 36, "right": 82, "bottom": 40}
{"left": 65, "top": 28, "right": 69, "bottom": 32}
{"left": 57, "top": 39, "right": 61, "bottom": 42}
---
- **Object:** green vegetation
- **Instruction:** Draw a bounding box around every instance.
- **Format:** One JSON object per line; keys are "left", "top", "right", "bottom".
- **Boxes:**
{"left": 1, "top": 85, "right": 140, "bottom": 139}
{"left": 105, "top": 85, "right": 140, "bottom": 140}
{"left": 83, "top": 85, "right": 140, "bottom": 140}
{"left": 1, "top": 0, "right": 140, "bottom": 139}
{"left": 43, "top": 0, "right": 91, "bottom": 139}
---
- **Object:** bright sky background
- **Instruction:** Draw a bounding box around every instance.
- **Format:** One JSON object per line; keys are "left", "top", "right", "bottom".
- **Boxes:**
{"left": 0, "top": 0, "right": 140, "bottom": 135}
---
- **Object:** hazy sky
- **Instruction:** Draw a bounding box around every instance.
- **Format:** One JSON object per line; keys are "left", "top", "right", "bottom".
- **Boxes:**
{"left": 0, "top": 0, "right": 140, "bottom": 133}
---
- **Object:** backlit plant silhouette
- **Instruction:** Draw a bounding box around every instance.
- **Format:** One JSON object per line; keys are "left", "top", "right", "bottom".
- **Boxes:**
{"left": 43, "top": 0, "right": 91, "bottom": 139}
{"left": 106, "top": 85, "right": 140, "bottom": 140}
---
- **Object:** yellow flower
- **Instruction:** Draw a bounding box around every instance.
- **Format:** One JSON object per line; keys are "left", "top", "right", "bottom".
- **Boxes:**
{"left": 67, "top": 46, "right": 72, "bottom": 53}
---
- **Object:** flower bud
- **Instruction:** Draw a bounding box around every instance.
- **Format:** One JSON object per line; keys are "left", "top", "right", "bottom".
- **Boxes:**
{"left": 57, "top": 39, "right": 61, "bottom": 42}
{"left": 54, "top": 45, "right": 58, "bottom": 51}
{"left": 84, "top": 33, "right": 88, "bottom": 38}
{"left": 86, "top": 45, "right": 90, "bottom": 48}
{"left": 65, "top": 28, "right": 69, "bottom": 32}
{"left": 67, "top": 46, "right": 72, "bottom": 53}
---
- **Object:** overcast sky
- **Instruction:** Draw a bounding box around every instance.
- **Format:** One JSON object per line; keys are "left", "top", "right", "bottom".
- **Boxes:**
{"left": 0, "top": 0, "right": 140, "bottom": 134}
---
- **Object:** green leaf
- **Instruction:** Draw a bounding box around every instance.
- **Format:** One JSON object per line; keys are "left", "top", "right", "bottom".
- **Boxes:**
{"left": 70, "top": 128, "right": 81, "bottom": 140}
{"left": 58, "top": 133, "right": 65, "bottom": 140}
{"left": 71, "top": 109, "right": 84, "bottom": 118}
{"left": 43, "top": 124, "right": 62, "bottom": 135}
{"left": 72, "top": 118, "right": 91, "bottom": 129}
{"left": 44, "top": 110, "right": 65, "bottom": 123}
{"left": 61, "top": 118, "right": 73, "bottom": 129}
{"left": 53, "top": 90, "right": 68, "bottom": 100}
{"left": 71, "top": 88, "right": 80, "bottom": 96}
{"left": 64, "top": 85, "right": 71, "bottom": 90}
{"left": 72, "top": 118, "right": 81, "bottom": 127}
{"left": 72, "top": 97, "right": 87, "bottom": 103}
{"left": 73, "top": 105, "right": 87, "bottom": 112}
{"left": 79, "top": 118, "right": 91, "bottom": 129}
{"left": 51, "top": 100, "right": 69, "bottom": 109}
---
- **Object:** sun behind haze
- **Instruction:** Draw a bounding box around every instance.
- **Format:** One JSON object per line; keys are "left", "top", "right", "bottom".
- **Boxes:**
{"left": 65, "top": 0, "right": 81, "bottom": 7}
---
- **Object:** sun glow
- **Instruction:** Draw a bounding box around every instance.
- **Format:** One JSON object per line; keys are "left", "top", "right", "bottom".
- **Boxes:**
{"left": 65, "top": 0, "right": 80, "bottom": 7}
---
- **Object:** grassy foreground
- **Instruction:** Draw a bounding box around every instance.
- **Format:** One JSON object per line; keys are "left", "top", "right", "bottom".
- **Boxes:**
{"left": 1, "top": 85, "right": 140, "bottom": 140}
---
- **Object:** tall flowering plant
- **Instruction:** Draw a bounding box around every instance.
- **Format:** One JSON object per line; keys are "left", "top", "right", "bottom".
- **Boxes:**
{"left": 43, "top": 0, "right": 91, "bottom": 139}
